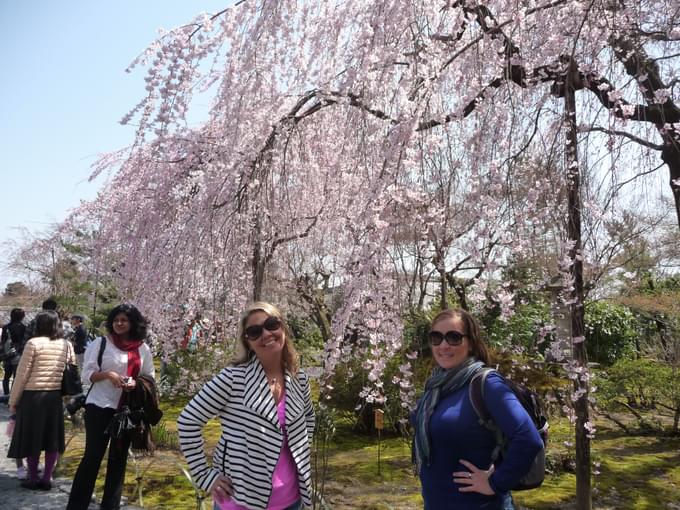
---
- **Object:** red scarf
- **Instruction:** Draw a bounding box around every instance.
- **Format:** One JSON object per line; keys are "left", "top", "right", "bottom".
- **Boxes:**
{"left": 110, "top": 333, "right": 143, "bottom": 379}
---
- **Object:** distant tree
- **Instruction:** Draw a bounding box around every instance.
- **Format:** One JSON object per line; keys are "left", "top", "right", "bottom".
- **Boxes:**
{"left": 6, "top": 225, "right": 118, "bottom": 327}
{"left": 4, "top": 281, "right": 29, "bottom": 297}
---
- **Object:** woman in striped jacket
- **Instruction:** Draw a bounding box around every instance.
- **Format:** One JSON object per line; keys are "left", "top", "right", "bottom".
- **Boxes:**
{"left": 177, "top": 302, "right": 315, "bottom": 510}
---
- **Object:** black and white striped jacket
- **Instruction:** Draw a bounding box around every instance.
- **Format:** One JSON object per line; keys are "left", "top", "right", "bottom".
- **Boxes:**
{"left": 177, "top": 358, "right": 315, "bottom": 509}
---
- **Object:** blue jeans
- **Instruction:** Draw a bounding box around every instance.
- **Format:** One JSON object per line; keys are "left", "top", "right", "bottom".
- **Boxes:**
{"left": 214, "top": 500, "right": 302, "bottom": 510}
{"left": 423, "top": 494, "right": 513, "bottom": 510}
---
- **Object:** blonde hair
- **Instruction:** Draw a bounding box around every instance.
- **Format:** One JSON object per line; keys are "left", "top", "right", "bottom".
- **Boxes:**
{"left": 231, "top": 301, "right": 300, "bottom": 373}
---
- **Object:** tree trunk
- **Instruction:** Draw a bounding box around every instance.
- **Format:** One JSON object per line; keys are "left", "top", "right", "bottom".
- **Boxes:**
{"left": 660, "top": 142, "right": 680, "bottom": 231}
{"left": 435, "top": 262, "right": 448, "bottom": 310}
{"left": 92, "top": 268, "right": 99, "bottom": 326}
{"left": 449, "top": 278, "right": 469, "bottom": 312}
{"left": 252, "top": 239, "right": 265, "bottom": 301}
{"left": 296, "top": 274, "right": 333, "bottom": 343}
{"left": 610, "top": 34, "right": 680, "bottom": 231}
{"left": 564, "top": 70, "right": 592, "bottom": 510}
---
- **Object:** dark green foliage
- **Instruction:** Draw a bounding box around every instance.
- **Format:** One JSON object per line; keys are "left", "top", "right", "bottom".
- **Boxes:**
{"left": 324, "top": 353, "right": 431, "bottom": 434}
{"left": 287, "top": 314, "right": 324, "bottom": 364}
{"left": 312, "top": 403, "right": 337, "bottom": 509}
{"left": 159, "top": 343, "right": 235, "bottom": 396}
{"left": 485, "top": 301, "right": 553, "bottom": 354}
{"left": 584, "top": 301, "right": 638, "bottom": 365}
{"left": 402, "top": 308, "right": 435, "bottom": 355}
{"left": 483, "top": 297, "right": 641, "bottom": 366}
{"left": 595, "top": 358, "right": 680, "bottom": 433}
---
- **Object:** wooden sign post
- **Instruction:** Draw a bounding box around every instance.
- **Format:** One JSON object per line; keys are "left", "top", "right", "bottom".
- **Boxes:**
{"left": 374, "top": 408, "right": 385, "bottom": 476}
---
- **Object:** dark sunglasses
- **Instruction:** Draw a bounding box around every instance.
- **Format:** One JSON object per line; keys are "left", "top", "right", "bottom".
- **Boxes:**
{"left": 429, "top": 330, "right": 466, "bottom": 346}
{"left": 244, "top": 316, "right": 282, "bottom": 340}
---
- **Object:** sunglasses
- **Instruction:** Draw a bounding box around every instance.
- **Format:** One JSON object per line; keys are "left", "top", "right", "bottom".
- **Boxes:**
{"left": 244, "top": 316, "right": 282, "bottom": 340}
{"left": 429, "top": 330, "right": 466, "bottom": 346}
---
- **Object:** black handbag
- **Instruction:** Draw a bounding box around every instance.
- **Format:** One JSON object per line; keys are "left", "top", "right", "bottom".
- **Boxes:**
{"left": 0, "top": 342, "right": 17, "bottom": 361}
{"left": 61, "top": 362, "right": 83, "bottom": 396}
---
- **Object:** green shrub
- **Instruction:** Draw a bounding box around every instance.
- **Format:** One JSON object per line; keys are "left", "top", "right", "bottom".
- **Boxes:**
{"left": 485, "top": 301, "right": 553, "bottom": 354}
{"left": 324, "top": 353, "right": 431, "bottom": 434}
{"left": 152, "top": 420, "right": 179, "bottom": 450}
{"left": 585, "top": 301, "right": 638, "bottom": 365}
{"left": 160, "top": 342, "right": 235, "bottom": 396}
{"left": 595, "top": 358, "right": 680, "bottom": 433}
{"left": 287, "top": 315, "right": 325, "bottom": 366}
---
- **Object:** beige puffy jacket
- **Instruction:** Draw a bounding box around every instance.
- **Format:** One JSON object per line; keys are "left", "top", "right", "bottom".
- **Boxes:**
{"left": 9, "top": 336, "right": 75, "bottom": 409}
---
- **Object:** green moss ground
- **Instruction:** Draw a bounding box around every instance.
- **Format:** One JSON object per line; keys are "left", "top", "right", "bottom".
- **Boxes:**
{"left": 57, "top": 397, "right": 220, "bottom": 509}
{"left": 55, "top": 398, "right": 680, "bottom": 509}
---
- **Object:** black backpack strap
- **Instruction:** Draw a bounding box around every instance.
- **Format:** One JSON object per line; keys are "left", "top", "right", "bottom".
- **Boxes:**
{"left": 469, "top": 368, "right": 504, "bottom": 464}
{"left": 96, "top": 336, "right": 106, "bottom": 369}
{"left": 83, "top": 337, "right": 107, "bottom": 400}
{"left": 469, "top": 368, "right": 493, "bottom": 422}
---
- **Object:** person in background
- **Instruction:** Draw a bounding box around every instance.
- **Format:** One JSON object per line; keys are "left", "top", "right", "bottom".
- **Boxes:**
{"left": 8, "top": 310, "right": 75, "bottom": 491}
{"left": 413, "top": 308, "right": 543, "bottom": 510}
{"left": 1, "top": 308, "right": 28, "bottom": 479}
{"left": 181, "top": 312, "right": 203, "bottom": 352}
{"left": 177, "top": 301, "right": 315, "bottom": 510}
{"left": 70, "top": 315, "right": 88, "bottom": 367}
{"left": 2, "top": 308, "right": 26, "bottom": 395}
{"left": 24, "top": 298, "right": 58, "bottom": 344}
{"left": 61, "top": 311, "right": 74, "bottom": 342}
{"left": 65, "top": 303, "right": 155, "bottom": 510}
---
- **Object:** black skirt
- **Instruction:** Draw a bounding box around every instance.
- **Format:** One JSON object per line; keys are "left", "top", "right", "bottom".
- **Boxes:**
{"left": 8, "top": 390, "right": 65, "bottom": 458}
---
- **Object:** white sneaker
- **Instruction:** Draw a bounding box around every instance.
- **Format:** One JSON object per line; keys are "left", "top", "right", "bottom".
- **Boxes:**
{"left": 16, "top": 466, "right": 27, "bottom": 480}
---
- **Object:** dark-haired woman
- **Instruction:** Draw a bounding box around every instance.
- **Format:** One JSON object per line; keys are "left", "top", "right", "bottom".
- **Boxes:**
{"left": 2, "top": 308, "right": 27, "bottom": 395}
{"left": 8, "top": 310, "right": 75, "bottom": 490}
{"left": 177, "top": 301, "right": 314, "bottom": 510}
{"left": 413, "top": 309, "right": 544, "bottom": 510}
{"left": 66, "top": 303, "right": 155, "bottom": 510}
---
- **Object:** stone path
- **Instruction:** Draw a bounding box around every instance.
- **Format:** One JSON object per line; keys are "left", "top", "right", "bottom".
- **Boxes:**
{"left": 1, "top": 402, "right": 143, "bottom": 510}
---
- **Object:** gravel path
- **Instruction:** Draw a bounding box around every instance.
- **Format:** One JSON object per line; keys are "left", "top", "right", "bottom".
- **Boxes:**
{"left": 1, "top": 402, "right": 143, "bottom": 510}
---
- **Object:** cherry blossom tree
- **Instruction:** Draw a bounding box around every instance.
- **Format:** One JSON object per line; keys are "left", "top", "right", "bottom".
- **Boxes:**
{"left": 60, "top": 1, "right": 680, "bottom": 507}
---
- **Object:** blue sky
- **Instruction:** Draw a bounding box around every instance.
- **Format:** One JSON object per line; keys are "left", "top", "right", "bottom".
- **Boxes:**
{"left": 0, "top": 1, "right": 228, "bottom": 287}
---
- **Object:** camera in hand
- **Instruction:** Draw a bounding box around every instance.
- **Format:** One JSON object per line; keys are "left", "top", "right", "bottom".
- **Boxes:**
{"left": 66, "top": 394, "right": 87, "bottom": 415}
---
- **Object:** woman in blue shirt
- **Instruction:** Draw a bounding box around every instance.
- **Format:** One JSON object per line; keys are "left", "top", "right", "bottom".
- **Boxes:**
{"left": 413, "top": 309, "right": 543, "bottom": 510}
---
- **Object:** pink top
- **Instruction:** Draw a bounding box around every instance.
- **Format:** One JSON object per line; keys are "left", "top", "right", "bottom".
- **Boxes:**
{"left": 217, "top": 391, "right": 300, "bottom": 510}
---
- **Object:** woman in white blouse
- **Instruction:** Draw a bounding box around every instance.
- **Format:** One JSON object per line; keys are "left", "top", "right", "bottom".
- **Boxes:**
{"left": 66, "top": 303, "right": 155, "bottom": 510}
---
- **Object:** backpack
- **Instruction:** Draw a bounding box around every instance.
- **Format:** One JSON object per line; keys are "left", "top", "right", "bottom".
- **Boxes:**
{"left": 1, "top": 327, "right": 18, "bottom": 361}
{"left": 469, "top": 368, "right": 549, "bottom": 491}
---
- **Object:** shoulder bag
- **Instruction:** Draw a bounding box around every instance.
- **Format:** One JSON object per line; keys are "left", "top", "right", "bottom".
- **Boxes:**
{"left": 61, "top": 341, "right": 83, "bottom": 396}
{"left": 0, "top": 328, "right": 17, "bottom": 362}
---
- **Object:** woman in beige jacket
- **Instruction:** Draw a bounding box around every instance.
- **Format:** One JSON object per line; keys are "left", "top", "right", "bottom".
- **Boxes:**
{"left": 8, "top": 310, "right": 75, "bottom": 491}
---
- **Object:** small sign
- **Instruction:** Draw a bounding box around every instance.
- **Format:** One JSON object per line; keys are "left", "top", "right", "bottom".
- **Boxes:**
{"left": 374, "top": 408, "right": 384, "bottom": 430}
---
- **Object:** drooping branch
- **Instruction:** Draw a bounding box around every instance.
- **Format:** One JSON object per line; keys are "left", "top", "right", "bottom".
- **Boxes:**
{"left": 422, "top": 1, "right": 680, "bottom": 231}
{"left": 610, "top": 30, "right": 680, "bottom": 228}
{"left": 583, "top": 126, "right": 664, "bottom": 150}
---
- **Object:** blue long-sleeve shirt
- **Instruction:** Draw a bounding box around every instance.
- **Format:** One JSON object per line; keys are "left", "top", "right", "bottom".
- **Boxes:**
{"left": 419, "top": 372, "right": 544, "bottom": 510}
